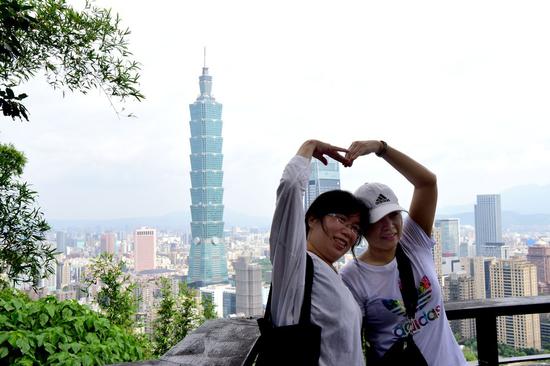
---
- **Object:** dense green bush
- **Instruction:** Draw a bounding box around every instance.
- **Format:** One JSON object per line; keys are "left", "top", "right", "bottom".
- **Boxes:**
{"left": 0, "top": 288, "right": 147, "bottom": 365}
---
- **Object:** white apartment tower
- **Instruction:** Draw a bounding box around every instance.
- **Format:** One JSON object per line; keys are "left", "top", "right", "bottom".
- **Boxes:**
{"left": 234, "top": 257, "right": 263, "bottom": 317}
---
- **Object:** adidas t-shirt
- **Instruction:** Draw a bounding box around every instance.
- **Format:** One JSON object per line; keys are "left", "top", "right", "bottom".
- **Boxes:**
{"left": 341, "top": 217, "right": 468, "bottom": 366}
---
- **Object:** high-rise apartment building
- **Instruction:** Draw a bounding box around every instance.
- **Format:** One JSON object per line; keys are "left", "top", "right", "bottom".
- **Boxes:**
{"left": 100, "top": 232, "right": 116, "bottom": 254}
{"left": 223, "top": 288, "right": 237, "bottom": 318}
{"left": 134, "top": 228, "right": 156, "bottom": 272}
{"left": 474, "top": 194, "right": 502, "bottom": 256}
{"left": 56, "top": 231, "right": 67, "bottom": 254}
{"left": 187, "top": 62, "right": 228, "bottom": 287}
{"left": 431, "top": 227, "right": 443, "bottom": 284}
{"left": 526, "top": 243, "right": 550, "bottom": 294}
{"left": 435, "top": 219, "right": 460, "bottom": 257}
{"left": 490, "top": 259, "right": 541, "bottom": 350}
{"left": 459, "top": 256, "right": 487, "bottom": 300}
{"left": 234, "top": 257, "right": 263, "bottom": 317}
{"left": 304, "top": 158, "right": 341, "bottom": 209}
{"left": 444, "top": 273, "right": 476, "bottom": 340}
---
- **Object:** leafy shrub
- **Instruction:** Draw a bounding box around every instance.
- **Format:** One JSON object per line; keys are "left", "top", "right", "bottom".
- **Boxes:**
{"left": 0, "top": 288, "right": 147, "bottom": 365}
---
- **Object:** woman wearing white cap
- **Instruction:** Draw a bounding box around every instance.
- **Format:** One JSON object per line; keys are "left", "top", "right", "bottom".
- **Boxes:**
{"left": 341, "top": 140, "right": 467, "bottom": 366}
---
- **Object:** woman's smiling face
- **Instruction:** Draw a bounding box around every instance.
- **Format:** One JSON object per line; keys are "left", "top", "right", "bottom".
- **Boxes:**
{"left": 365, "top": 211, "right": 403, "bottom": 251}
{"left": 307, "top": 212, "right": 361, "bottom": 265}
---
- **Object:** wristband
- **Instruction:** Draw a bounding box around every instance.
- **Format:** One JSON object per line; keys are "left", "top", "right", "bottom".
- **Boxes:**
{"left": 376, "top": 140, "right": 388, "bottom": 157}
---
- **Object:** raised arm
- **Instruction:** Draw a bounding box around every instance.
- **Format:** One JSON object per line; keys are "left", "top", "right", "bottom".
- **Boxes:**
{"left": 270, "top": 139, "right": 349, "bottom": 325}
{"left": 271, "top": 140, "right": 348, "bottom": 262}
{"left": 346, "top": 140, "right": 437, "bottom": 235}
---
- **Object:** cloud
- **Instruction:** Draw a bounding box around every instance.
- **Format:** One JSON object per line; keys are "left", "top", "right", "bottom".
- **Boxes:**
{"left": 2, "top": 0, "right": 550, "bottom": 224}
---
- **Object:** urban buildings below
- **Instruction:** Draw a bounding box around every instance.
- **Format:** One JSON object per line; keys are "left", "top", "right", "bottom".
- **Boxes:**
{"left": 134, "top": 228, "right": 156, "bottom": 272}
{"left": 431, "top": 227, "right": 443, "bottom": 283}
{"left": 527, "top": 241, "right": 550, "bottom": 295}
{"left": 199, "top": 283, "right": 235, "bottom": 318}
{"left": 100, "top": 232, "right": 116, "bottom": 254}
{"left": 490, "top": 258, "right": 541, "bottom": 350}
{"left": 459, "top": 256, "right": 488, "bottom": 300}
{"left": 444, "top": 272, "right": 476, "bottom": 340}
{"left": 56, "top": 231, "right": 67, "bottom": 255}
{"left": 234, "top": 257, "right": 263, "bottom": 317}
{"left": 304, "top": 157, "right": 341, "bottom": 210}
{"left": 435, "top": 218, "right": 460, "bottom": 257}
{"left": 484, "top": 242, "right": 509, "bottom": 259}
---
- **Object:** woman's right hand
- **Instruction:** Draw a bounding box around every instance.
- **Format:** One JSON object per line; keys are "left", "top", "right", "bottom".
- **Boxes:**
{"left": 345, "top": 140, "right": 383, "bottom": 165}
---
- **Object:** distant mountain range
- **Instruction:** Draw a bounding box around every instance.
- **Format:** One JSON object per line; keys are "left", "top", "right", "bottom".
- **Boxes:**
{"left": 49, "top": 209, "right": 272, "bottom": 232}
{"left": 435, "top": 211, "right": 550, "bottom": 231}
{"left": 50, "top": 184, "right": 550, "bottom": 232}
{"left": 438, "top": 184, "right": 550, "bottom": 215}
{"left": 436, "top": 184, "right": 550, "bottom": 231}
{"left": 51, "top": 209, "right": 550, "bottom": 233}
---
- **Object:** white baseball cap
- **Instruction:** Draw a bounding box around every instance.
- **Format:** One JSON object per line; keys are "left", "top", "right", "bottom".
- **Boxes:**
{"left": 354, "top": 182, "right": 407, "bottom": 223}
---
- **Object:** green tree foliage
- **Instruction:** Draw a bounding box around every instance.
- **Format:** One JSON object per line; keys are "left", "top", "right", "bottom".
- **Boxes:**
{"left": 1, "top": 0, "right": 144, "bottom": 121}
{"left": 0, "top": 287, "right": 146, "bottom": 365}
{"left": 152, "top": 277, "right": 175, "bottom": 356}
{"left": 172, "top": 282, "right": 202, "bottom": 344}
{"left": 459, "top": 338, "right": 550, "bottom": 360}
{"left": 152, "top": 279, "right": 217, "bottom": 356}
{"left": 0, "top": 143, "right": 52, "bottom": 289}
{"left": 84, "top": 253, "right": 136, "bottom": 330}
{"left": 497, "top": 342, "right": 540, "bottom": 357}
{"left": 201, "top": 295, "right": 217, "bottom": 321}
{"left": 462, "top": 346, "right": 477, "bottom": 361}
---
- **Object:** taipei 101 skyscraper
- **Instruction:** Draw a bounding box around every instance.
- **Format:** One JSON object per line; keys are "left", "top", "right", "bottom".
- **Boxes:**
{"left": 187, "top": 52, "right": 228, "bottom": 287}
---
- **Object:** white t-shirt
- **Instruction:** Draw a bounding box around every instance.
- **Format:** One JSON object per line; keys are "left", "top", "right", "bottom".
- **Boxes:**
{"left": 341, "top": 217, "right": 468, "bottom": 366}
{"left": 270, "top": 155, "right": 365, "bottom": 366}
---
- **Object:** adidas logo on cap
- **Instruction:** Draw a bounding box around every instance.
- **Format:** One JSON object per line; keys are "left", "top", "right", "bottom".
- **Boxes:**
{"left": 375, "top": 194, "right": 391, "bottom": 205}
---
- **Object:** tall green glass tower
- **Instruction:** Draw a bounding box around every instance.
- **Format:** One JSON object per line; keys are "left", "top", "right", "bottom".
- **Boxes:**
{"left": 187, "top": 64, "right": 228, "bottom": 287}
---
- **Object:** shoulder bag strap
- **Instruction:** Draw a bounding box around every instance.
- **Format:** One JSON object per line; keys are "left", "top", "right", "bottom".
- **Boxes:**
{"left": 299, "top": 253, "right": 314, "bottom": 324}
{"left": 395, "top": 243, "right": 418, "bottom": 319}
{"left": 263, "top": 284, "right": 274, "bottom": 323}
{"left": 263, "top": 253, "right": 314, "bottom": 324}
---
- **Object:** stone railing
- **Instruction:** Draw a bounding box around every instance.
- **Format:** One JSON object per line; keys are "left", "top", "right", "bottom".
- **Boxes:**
{"left": 115, "top": 296, "right": 550, "bottom": 366}
{"left": 111, "top": 318, "right": 259, "bottom": 366}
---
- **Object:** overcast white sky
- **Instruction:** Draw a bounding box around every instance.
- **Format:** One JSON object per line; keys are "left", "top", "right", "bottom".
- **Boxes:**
{"left": 2, "top": 0, "right": 550, "bottom": 221}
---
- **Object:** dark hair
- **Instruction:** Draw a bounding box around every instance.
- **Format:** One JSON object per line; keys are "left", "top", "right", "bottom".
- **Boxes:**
{"left": 305, "top": 190, "right": 370, "bottom": 255}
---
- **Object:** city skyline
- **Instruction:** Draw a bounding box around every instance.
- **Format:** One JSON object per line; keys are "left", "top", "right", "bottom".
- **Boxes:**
{"left": 2, "top": 0, "right": 550, "bottom": 222}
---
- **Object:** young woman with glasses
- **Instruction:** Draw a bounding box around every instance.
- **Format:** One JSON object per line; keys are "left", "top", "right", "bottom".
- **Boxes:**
{"left": 268, "top": 139, "right": 370, "bottom": 365}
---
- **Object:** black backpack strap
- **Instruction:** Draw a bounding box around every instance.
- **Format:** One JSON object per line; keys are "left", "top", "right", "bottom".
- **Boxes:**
{"left": 395, "top": 243, "right": 417, "bottom": 319}
{"left": 263, "top": 253, "right": 314, "bottom": 324}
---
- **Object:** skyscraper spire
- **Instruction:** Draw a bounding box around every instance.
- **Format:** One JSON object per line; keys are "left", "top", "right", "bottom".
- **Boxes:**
{"left": 199, "top": 47, "right": 212, "bottom": 97}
